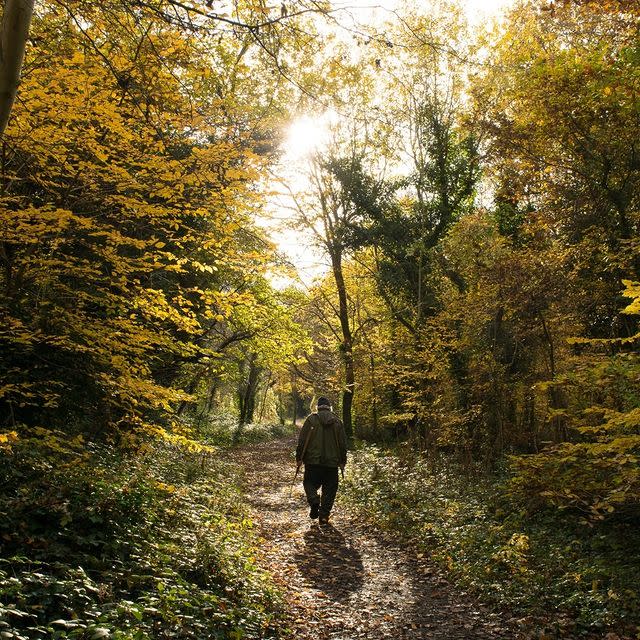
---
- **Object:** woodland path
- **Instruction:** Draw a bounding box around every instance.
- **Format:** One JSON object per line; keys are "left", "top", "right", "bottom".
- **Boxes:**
{"left": 230, "top": 437, "right": 526, "bottom": 640}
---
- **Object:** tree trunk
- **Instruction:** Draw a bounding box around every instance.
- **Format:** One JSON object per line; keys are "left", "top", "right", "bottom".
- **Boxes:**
{"left": 204, "top": 380, "right": 218, "bottom": 414}
{"left": 257, "top": 372, "right": 272, "bottom": 423}
{"left": 177, "top": 367, "right": 207, "bottom": 416}
{"left": 540, "top": 312, "right": 567, "bottom": 442}
{"left": 330, "top": 249, "right": 354, "bottom": 441}
{"left": 370, "top": 352, "right": 378, "bottom": 437}
{"left": 291, "top": 382, "right": 298, "bottom": 427}
{"left": 243, "top": 362, "right": 260, "bottom": 424}
{"left": 0, "top": 0, "right": 35, "bottom": 138}
{"left": 238, "top": 353, "right": 260, "bottom": 425}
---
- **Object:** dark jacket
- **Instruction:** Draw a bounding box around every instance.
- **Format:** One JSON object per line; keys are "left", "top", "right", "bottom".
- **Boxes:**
{"left": 296, "top": 408, "right": 347, "bottom": 468}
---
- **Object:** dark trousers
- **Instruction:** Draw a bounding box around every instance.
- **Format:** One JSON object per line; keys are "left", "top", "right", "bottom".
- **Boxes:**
{"left": 303, "top": 464, "right": 339, "bottom": 517}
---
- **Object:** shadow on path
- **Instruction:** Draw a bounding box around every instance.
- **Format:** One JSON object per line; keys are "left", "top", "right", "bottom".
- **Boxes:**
{"left": 294, "top": 523, "right": 364, "bottom": 600}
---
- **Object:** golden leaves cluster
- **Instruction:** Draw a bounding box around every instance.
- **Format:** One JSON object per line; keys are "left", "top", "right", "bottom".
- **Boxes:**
{"left": 0, "top": 1, "right": 283, "bottom": 438}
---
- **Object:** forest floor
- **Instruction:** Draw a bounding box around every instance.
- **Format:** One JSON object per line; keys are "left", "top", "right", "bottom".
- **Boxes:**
{"left": 230, "top": 437, "right": 531, "bottom": 640}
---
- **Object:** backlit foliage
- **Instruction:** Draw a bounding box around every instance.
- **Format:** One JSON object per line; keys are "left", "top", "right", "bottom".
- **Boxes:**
{"left": 0, "top": 1, "right": 290, "bottom": 440}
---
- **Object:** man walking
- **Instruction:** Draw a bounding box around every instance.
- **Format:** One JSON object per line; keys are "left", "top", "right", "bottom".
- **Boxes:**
{"left": 296, "top": 396, "right": 348, "bottom": 524}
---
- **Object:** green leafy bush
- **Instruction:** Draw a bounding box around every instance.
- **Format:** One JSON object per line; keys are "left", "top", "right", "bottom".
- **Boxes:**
{"left": 190, "top": 412, "right": 296, "bottom": 448}
{"left": 0, "top": 436, "right": 283, "bottom": 639}
{"left": 509, "top": 280, "right": 640, "bottom": 523}
{"left": 341, "top": 444, "right": 640, "bottom": 632}
{"left": 509, "top": 353, "right": 640, "bottom": 523}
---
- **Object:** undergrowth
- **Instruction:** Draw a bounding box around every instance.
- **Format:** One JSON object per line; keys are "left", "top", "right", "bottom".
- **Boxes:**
{"left": 341, "top": 444, "right": 640, "bottom": 636}
{"left": 0, "top": 434, "right": 283, "bottom": 639}
{"left": 189, "top": 413, "right": 296, "bottom": 448}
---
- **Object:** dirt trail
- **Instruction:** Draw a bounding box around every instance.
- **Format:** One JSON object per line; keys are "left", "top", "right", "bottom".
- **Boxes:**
{"left": 230, "top": 437, "right": 523, "bottom": 640}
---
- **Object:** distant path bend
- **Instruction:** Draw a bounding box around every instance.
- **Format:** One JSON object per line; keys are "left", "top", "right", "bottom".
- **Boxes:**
{"left": 230, "top": 437, "right": 520, "bottom": 640}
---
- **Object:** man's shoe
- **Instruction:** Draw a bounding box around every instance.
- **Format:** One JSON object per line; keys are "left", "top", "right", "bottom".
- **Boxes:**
{"left": 309, "top": 503, "right": 320, "bottom": 519}
{"left": 319, "top": 514, "right": 329, "bottom": 525}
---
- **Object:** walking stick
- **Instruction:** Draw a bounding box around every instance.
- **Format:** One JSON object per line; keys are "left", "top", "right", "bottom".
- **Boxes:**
{"left": 289, "top": 463, "right": 302, "bottom": 498}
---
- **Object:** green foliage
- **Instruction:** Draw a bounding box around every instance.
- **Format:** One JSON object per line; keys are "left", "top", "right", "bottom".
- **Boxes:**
{"left": 475, "top": 0, "right": 640, "bottom": 337}
{"left": 509, "top": 354, "right": 640, "bottom": 522}
{"left": 509, "top": 279, "right": 640, "bottom": 522}
{"left": 0, "top": 0, "right": 294, "bottom": 441}
{"left": 0, "top": 438, "right": 283, "bottom": 639}
{"left": 342, "top": 444, "right": 640, "bottom": 632}
{"left": 188, "top": 412, "right": 296, "bottom": 448}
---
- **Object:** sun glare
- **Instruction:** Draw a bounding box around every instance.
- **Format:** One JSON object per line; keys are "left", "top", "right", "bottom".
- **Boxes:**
{"left": 271, "top": 0, "right": 516, "bottom": 286}
{"left": 284, "top": 115, "right": 330, "bottom": 161}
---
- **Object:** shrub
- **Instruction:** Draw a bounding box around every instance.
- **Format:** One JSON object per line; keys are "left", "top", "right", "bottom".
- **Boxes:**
{"left": 0, "top": 435, "right": 283, "bottom": 639}
{"left": 341, "top": 444, "right": 640, "bottom": 632}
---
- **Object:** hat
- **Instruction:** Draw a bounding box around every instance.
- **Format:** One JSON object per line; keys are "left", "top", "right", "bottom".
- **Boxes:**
{"left": 317, "top": 396, "right": 332, "bottom": 409}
